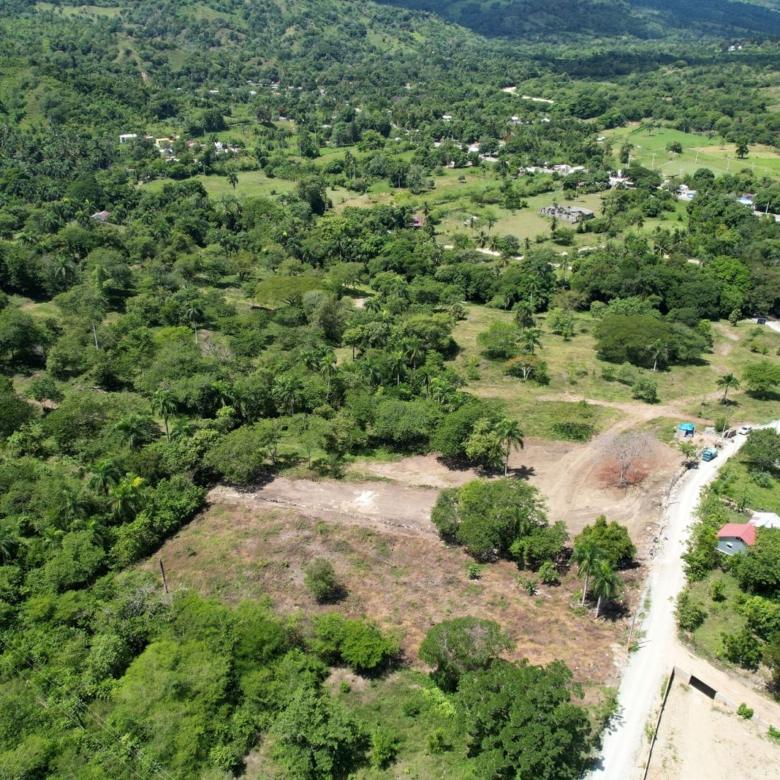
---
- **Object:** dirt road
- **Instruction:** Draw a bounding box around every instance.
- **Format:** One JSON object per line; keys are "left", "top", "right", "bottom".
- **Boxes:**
{"left": 589, "top": 423, "right": 780, "bottom": 780}
{"left": 208, "top": 478, "right": 440, "bottom": 538}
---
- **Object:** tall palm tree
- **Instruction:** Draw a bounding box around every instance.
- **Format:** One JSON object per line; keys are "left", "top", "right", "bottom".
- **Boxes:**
{"left": 717, "top": 372, "right": 741, "bottom": 403}
{"left": 495, "top": 417, "right": 524, "bottom": 476}
{"left": 573, "top": 539, "right": 601, "bottom": 606}
{"left": 114, "top": 413, "right": 157, "bottom": 449}
{"left": 645, "top": 339, "right": 669, "bottom": 372}
{"left": 227, "top": 171, "right": 238, "bottom": 190}
{"left": 591, "top": 559, "right": 621, "bottom": 618}
{"left": 90, "top": 459, "right": 122, "bottom": 495}
{"left": 0, "top": 522, "right": 18, "bottom": 564}
{"left": 152, "top": 387, "right": 177, "bottom": 441}
{"left": 520, "top": 328, "right": 543, "bottom": 355}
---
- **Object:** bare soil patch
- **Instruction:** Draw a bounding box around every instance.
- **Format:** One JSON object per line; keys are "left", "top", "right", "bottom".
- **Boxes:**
{"left": 648, "top": 680, "right": 780, "bottom": 780}
{"left": 145, "top": 499, "right": 634, "bottom": 686}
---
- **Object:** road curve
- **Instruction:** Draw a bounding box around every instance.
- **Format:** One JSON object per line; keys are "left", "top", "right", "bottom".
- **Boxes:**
{"left": 588, "top": 425, "right": 778, "bottom": 779}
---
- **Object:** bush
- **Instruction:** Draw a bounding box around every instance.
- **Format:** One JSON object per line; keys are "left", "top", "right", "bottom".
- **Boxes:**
{"left": 551, "top": 421, "right": 594, "bottom": 441}
{"left": 304, "top": 559, "right": 342, "bottom": 603}
{"left": 432, "top": 478, "right": 548, "bottom": 562}
{"left": 538, "top": 561, "right": 560, "bottom": 586}
{"left": 721, "top": 628, "right": 762, "bottom": 670}
{"left": 574, "top": 516, "right": 636, "bottom": 569}
{"left": 420, "top": 617, "right": 511, "bottom": 691}
{"left": 737, "top": 703, "right": 753, "bottom": 719}
{"left": 709, "top": 579, "right": 726, "bottom": 602}
{"left": 427, "top": 728, "right": 450, "bottom": 754}
{"left": 204, "top": 423, "right": 279, "bottom": 484}
{"left": 677, "top": 591, "right": 707, "bottom": 632}
{"left": 631, "top": 377, "right": 658, "bottom": 403}
{"left": 369, "top": 728, "right": 399, "bottom": 769}
{"left": 477, "top": 321, "right": 519, "bottom": 360}
{"left": 311, "top": 614, "right": 399, "bottom": 675}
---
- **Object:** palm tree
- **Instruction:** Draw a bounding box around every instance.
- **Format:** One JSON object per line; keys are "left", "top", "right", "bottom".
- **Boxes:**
{"left": 114, "top": 413, "right": 157, "bottom": 449}
{"left": 227, "top": 170, "right": 239, "bottom": 190}
{"left": 90, "top": 459, "right": 122, "bottom": 495}
{"left": 495, "top": 417, "right": 524, "bottom": 476}
{"left": 573, "top": 539, "right": 601, "bottom": 606}
{"left": 152, "top": 387, "right": 177, "bottom": 441}
{"left": 0, "top": 522, "right": 18, "bottom": 564}
{"left": 645, "top": 339, "right": 669, "bottom": 372}
{"left": 520, "top": 328, "right": 543, "bottom": 355}
{"left": 591, "top": 559, "right": 621, "bottom": 618}
{"left": 717, "top": 372, "right": 741, "bottom": 403}
{"left": 185, "top": 301, "right": 204, "bottom": 344}
{"left": 272, "top": 375, "right": 303, "bottom": 416}
{"left": 109, "top": 475, "right": 144, "bottom": 522}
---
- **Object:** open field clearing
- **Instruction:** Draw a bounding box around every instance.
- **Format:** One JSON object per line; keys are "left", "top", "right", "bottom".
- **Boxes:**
{"left": 144, "top": 494, "right": 633, "bottom": 683}
{"left": 647, "top": 678, "right": 780, "bottom": 780}
{"left": 140, "top": 170, "right": 296, "bottom": 199}
{"left": 604, "top": 124, "right": 780, "bottom": 177}
{"left": 450, "top": 305, "right": 780, "bottom": 426}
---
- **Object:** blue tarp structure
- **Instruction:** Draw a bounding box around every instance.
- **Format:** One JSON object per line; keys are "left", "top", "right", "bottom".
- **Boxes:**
{"left": 678, "top": 422, "right": 695, "bottom": 437}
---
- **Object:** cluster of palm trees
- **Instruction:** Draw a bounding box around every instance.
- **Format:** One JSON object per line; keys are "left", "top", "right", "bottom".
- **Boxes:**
{"left": 572, "top": 539, "right": 622, "bottom": 618}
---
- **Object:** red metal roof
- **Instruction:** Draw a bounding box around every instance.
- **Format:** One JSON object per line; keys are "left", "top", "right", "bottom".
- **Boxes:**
{"left": 717, "top": 523, "right": 757, "bottom": 546}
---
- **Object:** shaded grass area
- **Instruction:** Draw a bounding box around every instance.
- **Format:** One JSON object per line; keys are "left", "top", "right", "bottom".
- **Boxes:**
{"left": 714, "top": 460, "right": 780, "bottom": 514}
{"left": 686, "top": 572, "right": 745, "bottom": 662}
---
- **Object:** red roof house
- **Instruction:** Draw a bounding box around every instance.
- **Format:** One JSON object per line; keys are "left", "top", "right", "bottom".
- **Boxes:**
{"left": 716, "top": 523, "right": 756, "bottom": 555}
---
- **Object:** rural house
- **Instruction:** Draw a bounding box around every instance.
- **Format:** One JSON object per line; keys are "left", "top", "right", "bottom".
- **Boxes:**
{"left": 716, "top": 523, "right": 756, "bottom": 555}
{"left": 539, "top": 205, "right": 595, "bottom": 224}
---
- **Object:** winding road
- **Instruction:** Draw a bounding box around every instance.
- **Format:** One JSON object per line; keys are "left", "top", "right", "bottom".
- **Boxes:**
{"left": 589, "top": 422, "right": 780, "bottom": 780}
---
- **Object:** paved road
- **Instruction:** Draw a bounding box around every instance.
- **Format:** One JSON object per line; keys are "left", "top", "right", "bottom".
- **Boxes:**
{"left": 588, "top": 431, "right": 755, "bottom": 779}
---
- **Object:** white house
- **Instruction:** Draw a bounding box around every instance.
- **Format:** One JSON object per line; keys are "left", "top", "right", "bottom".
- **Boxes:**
{"left": 119, "top": 133, "right": 138, "bottom": 144}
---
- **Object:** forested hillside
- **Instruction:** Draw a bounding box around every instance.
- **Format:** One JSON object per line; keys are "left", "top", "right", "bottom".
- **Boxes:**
{"left": 0, "top": 1, "right": 779, "bottom": 778}
{"left": 379, "top": 0, "right": 780, "bottom": 38}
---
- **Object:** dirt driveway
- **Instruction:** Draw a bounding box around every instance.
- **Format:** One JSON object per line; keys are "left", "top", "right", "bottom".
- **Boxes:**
{"left": 209, "top": 478, "right": 441, "bottom": 538}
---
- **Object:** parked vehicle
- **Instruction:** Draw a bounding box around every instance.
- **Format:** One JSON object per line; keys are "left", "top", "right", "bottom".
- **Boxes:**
{"left": 701, "top": 448, "right": 719, "bottom": 462}
{"left": 738, "top": 425, "right": 753, "bottom": 435}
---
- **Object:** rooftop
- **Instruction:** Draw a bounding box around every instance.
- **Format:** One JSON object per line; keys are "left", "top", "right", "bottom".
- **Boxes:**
{"left": 717, "top": 523, "right": 757, "bottom": 545}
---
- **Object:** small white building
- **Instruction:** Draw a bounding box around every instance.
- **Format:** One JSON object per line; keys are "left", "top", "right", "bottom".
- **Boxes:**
{"left": 119, "top": 133, "right": 138, "bottom": 144}
{"left": 677, "top": 185, "right": 697, "bottom": 202}
{"left": 750, "top": 511, "right": 780, "bottom": 530}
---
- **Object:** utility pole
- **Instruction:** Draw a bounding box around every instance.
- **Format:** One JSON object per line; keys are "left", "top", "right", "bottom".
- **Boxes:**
{"left": 159, "top": 559, "right": 169, "bottom": 595}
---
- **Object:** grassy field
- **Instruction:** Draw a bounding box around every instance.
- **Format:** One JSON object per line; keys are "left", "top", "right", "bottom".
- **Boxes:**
{"left": 449, "top": 304, "right": 780, "bottom": 435}
{"left": 140, "top": 170, "right": 296, "bottom": 199}
{"left": 36, "top": 2, "right": 121, "bottom": 16}
{"left": 686, "top": 572, "right": 746, "bottom": 662}
{"left": 604, "top": 125, "right": 780, "bottom": 178}
{"left": 715, "top": 460, "right": 780, "bottom": 514}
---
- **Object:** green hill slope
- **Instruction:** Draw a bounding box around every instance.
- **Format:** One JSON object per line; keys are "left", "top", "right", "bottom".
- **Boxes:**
{"left": 376, "top": 0, "right": 780, "bottom": 38}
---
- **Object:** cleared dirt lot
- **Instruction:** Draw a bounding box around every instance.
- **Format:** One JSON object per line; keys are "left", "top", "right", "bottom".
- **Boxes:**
{"left": 353, "top": 430, "right": 679, "bottom": 556}
{"left": 146, "top": 498, "right": 634, "bottom": 686}
{"left": 647, "top": 680, "right": 780, "bottom": 780}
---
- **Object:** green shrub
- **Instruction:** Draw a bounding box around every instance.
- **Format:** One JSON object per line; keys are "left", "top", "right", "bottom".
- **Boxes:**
{"left": 551, "top": 421, "right": 594, "bottom": 441}
{"left": 676, "top": 591, "right": 707, "bottom": 632}
{"left": 721, "top": 628, "right": 762, "bottom": 670}
{"left": 538, "top": 561, "right": 560, "bottom": 586}
{"left": 311, "top": 614, "right": 399, "bottom": 675}
{"left": 737, "top": 703, "right": 753, "bottom": 719}
{"left": 709, "top": 579, "right": 726, "bottom": 602}
{"left": 304, "top": 558, "right": 342, "bottom": 603}
{"left": 419, "top": 617, "right": 510, "bottom": 691}
{"left": 427, "top": 728, "right": 451, "bottom": 754}
{"left": 369, "top": 728, "right": 399, "bottom": 769}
